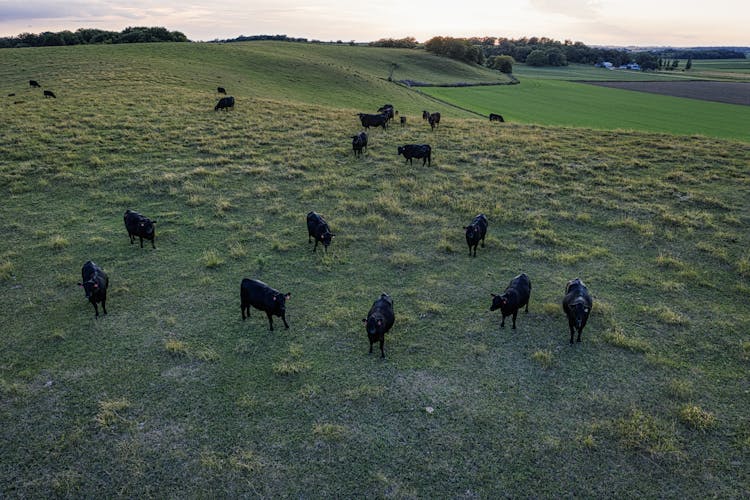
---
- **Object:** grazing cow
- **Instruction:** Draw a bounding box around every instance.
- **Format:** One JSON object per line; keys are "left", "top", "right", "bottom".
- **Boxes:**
{"left": 43, "top": 90, "right": 56, "bottom": 99}
{"left": 240, "top": 279, "right": 291, "bottom": 331}
{"left": 489, "top": 113, "right": 504, "bottom": 122}
{"left": 78, "top": 261, "right": 109, "bottom": 318}
{"left": 124, "top": 209, "right": 156, "bottom": 249}
{"left": 428, "top": 112, "right": 441, "bottom": 130}
{"left": 490, "top": 273, "right": 532, "bottom": 329}
{"left": 215, "top": 96, "right": 235, "bottom": 111}
{"left": 8, "top": 93, "right": 15, "bottom": 97}
{"left": 422, "top": 110, "right": 430, "bottom": 120}
{"left": 400, "top": 116, "right": 406, "bottom": 127}
{"left": 562, "top": 278, "right": 593, "bottom": 344}
{"left": 29, "top": 80, "right": 41, "bottom": 88}
{"left": 363, "top": 293, "right": 395, "bottom": 358}
{"left": 378, "top": 104, "right": 395, "bottom": 123}
{"left": 217, "top": 86, "right": 226, "bottom": 94}
{"left": 358, "top": 112, "right": 388, "bottom": 130}
{"left": 397, "top": 144, "right": 431, "bottom": 166}
{"left": 307, "top": 211, "right": 335, "bottom": 252}
{"left": 463, "top": 213, "right": 488, "bottom": 257}
{"left": 351, "top": 131, "right": 367, "bottom": 157}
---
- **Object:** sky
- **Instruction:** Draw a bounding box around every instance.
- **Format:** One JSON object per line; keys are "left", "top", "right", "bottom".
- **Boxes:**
{"left": 0, "top": 0, "right": 747, "bottom": 47}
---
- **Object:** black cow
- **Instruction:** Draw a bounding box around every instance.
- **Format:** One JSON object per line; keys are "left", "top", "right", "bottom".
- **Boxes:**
{"left": 463, "top": 213, "right": 488, "bottom": 257}
{"left": 358, "top": 113, "right": 388, "bottom": 130}
{"left": 422, "top": 110, "right": 430, "bottom": 120}
{"left": 490, "top": 273, "right": 532, "bottom": 329}
{"left": 215, "top": 96, "right": 235, "bottom": 111}
{"left": 29, "top": 80, "right": 41, "bottom": 88}
{"left": 217, "top": 86, "right": 226, "bottom": 94}
{"left": 240, "top": 279, "right": 291, "bottom": 331}
{"left": 78, "top": 261, "right": 109, "bottom": 318}
{"left": 307, "top": 211, "right": 335, "bottom": 252}
{"left": 378, "top": 104, "right": 395, "bottom": 123}
{"left": 400, "top": 116, "right": 406, "bottom": 127}
{"left": 43, "top": 90, "right": 56, "bottom": 99}
{"left": 8, "top": 93, "right": 15, "bottom": 97}
{"left": 489, "top": 113, "right": 504, "bottom": 122}
{"left": 124, "top": 209, "right": 156, "bottom": 249}
{"left": 363, "top": 293, "right": 395, "bottom": 358}
{"left": 428, "top": 112, "right": 441, "bottom": 130}
{"left": 397, "top": 144, "right": 431, "bottom": 166}
{"left": 562, "top": 278, "right": 593, "bottom": 344}
{"left": 352, "top": 131, "right": 367, "bottom": 157}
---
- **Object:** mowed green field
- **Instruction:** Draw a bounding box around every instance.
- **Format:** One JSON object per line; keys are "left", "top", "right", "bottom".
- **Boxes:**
{"left": 1, "top": 42, "right": 750, "bottom": 497}
{"left": 422, "top": 78, "right": 750, "bottom": 141}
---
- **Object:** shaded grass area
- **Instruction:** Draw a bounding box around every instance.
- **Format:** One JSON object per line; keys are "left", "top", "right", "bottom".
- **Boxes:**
{"left": 1, "top": 42, "right": 750, "bottom": 497}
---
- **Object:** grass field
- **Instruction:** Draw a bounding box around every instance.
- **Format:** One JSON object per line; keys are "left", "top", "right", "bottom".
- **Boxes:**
{"left": 421, "top": 78, "right": 750, "bottom": 141}
{"left": 1, "top": 42, "right": 750, "bottom": 497}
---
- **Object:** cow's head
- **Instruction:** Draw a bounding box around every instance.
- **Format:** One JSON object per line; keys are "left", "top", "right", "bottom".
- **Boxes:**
{"left": 365, "top": 314, "right": 384, "bottom": 336}
{"left": 321, "top": 231, "right": 334, "bottom": 248}
{"left": 78, "top": 278, "right": 99, "bottom": 299}
{"left": 573, "top": 302, "right": 591, "bottom": 330}
{"left": 272, "top": 292, "right": 291, "bottom": 314}
{"left": 490, "top": 293, "right": 508, "bottom": 311}
{"left": 465, "top": 224, "right": 478, "bottom": 240}
{"left": 397, "top": 146, "right": 405, "bottom": 155}
{"left": 139, "top": 219, "right": 155, "bottom": 236}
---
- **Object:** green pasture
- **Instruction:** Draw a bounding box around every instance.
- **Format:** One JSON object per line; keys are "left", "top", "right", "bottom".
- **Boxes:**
{"left": 421, "top": 79, "right": 750, "bottom": 141}
{"left": 512, "top": 62, "right": 697, "bottom": 81}
{"left": 1, "top": 42, "right": 749, "bottom": 497}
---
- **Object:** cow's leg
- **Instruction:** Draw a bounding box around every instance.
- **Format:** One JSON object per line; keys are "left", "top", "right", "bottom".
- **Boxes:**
{"left": 569, "top": 320, "right": 575, "bottom": 344}
{"left": 92, "top": 301, "right": 99, "bottom": 318}
{"left": 139, "top": 237, "right": 144, "bottom": 248}
{"left": 512, "top": 310, "right": 518, "bottom": 329}
{"left": 129, "top": 234, "right": 134, "bottom": 244}
{"left": 577, "top": 329, "right": 582, "bottom": 343}
{"left": 151, "top": 237, "right": 156, "bottom": 249}
{"left": 481, "top": 234, "right": 486, "bottom": 247}
{"left": 525, "top": 300, "right": 529, "bottom": 313}
{"left": 379, "top": 338, "right": 385, "bottom": 358}
{"left": 266, "top": 312, "right": 274, "bottom": 331}
{"left": 313, "top": 240, "right": 318, "bottom": 253}
{"left": 281, "top": 313, "right": 289, "bottom": 329}
{"left": 500, "top": 315, "right": 505, "bottom": 328}
{"left": 101, "top": 295, "right": 107, "bottom": 315}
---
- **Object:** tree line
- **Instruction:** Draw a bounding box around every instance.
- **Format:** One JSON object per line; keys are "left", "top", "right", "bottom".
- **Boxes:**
{"left": 0, "top": 27, "right": 188, "bottom": 49}
{"left": 371, "top": 35, "right": 746, "bottom": 72}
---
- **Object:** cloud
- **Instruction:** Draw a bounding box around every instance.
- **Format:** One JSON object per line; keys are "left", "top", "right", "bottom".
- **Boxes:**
{"left": 529, "top": 0, "right": 601, "bottom": 18}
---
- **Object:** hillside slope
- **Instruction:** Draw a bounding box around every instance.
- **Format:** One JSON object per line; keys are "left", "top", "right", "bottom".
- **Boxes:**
{"left": 1, "top": 42, "right": 749, "bottom": 497}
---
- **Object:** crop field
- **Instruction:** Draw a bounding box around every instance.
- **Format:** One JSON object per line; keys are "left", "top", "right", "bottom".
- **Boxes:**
{"left": 512, "top": 63, "right": 699, "bottom": 81}
{"left": 584, "top": 80, "right": 750, "bottom": 106}
{"left": 421, "top": 78, "right": 750, "bottom": 141}
{"left": 1, "top": 42, "right": 750, "bottom": 497}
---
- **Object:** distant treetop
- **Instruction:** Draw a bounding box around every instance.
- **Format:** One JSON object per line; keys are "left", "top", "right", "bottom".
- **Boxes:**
{"left": 0, "top": 27, "right": 188, "bottom": 49}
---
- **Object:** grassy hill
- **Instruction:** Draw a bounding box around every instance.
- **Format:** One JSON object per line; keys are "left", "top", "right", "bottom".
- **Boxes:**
{"left": 1, "top": 41, "right": 749, "bottom": 497}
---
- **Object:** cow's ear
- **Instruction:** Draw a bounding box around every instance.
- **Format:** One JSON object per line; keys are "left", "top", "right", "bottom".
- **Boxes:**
{"left": 491, "top": 293, "right": 497, "bottom": 297}
{"left": 584, "top": 308, "right": 590, "bottom": 313}
{"left": 272, "top": 296, "right": 277, "bottom": 301}
{"left": 285, "top": 293, "right": 291, "bottom": 300}
{"left": 362, "top": 318, "right": 367, "bottom": 323}
{"left": 77, "top": 282, "right": 83, "bottom": 287}
{"left": 331, "top": 234, "right": 336, "bottom": 238}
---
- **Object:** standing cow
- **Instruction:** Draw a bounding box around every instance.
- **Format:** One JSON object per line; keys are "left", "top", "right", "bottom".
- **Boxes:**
{"left": 241, "top": 279, "right": 291, "bottom": 331}
{"left": 490, "top": 273, "right": 532, "bottom": 329}
{"left": 306, "top": 211, "right": 334, "bottom": 252}
{"left": 351, "top": 131, "right": 367, "bottom": 157}
{"left": 78, "top": 261, "right": 109, "bottom": 318}
{"left": 397, "top": 144, "right": 431, "bottom": 166}
{"left": 489, "top": 113, "right": 504, "bottom": 122}
{"left": 428, "top": 112, "right": 441, "bottom": 130}
{"left": 363, "top": 293, "right": 395, "bottom": 358}
{"left": 562, "top": 278, "right": 593, "bottom": 344}
{"left": 464, "top": 213, "right": 488, "bottom": 257}
{"left": 215, "top": 96, "right": 235, "bottom": 111}
{"left": 124, "top": 209, "right": 156, "bottom": 249}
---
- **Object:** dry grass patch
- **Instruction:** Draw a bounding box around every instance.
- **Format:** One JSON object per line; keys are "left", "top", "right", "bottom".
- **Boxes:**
{"left": 667, "top": 379, "right": 693, "bottom": 400}
{"left": 0, "top": 260, "right": 15, "bottom": 281}
{"left": 678, "top": 404, "right": 716, "bottom": 431}
{"left": 616, "top": 408, "right": 681, "bottom": 457}
{"left": 200, "top": 249, "right": 224, "bottom": 268}
{"left": 312, "top": 423, "right": 347, "bottom": 441}
{"left": 602, "top": 327, "right": 651, "bottom": 353}
{"left": 164, "top": 338, "right": 190, "bottom": 357}
{"left": 94, "top": 399, "right": 131, "bottom": 428}
{"left": 49, "top": 235, "right": 70, "bottom": 250}
{"left": 531, "top": 349, "right": 554, "bottom": 369}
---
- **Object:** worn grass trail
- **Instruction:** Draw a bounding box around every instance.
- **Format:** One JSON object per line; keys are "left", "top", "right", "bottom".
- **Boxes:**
{"left": 1, "top": 42, "right": 749, "bottom": 497}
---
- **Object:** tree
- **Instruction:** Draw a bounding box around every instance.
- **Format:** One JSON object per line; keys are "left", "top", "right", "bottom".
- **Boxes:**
{"left": 525, "top": 49, "right": 548, "bottom": 66}
{"left": 685, "top": 57, "right": 692, "bottom": 70}
{"left": 489, "top": 55, "right": 514, "bottom": 73}
{"left": 634, "top": 52, "right": 659, "bottom": 71}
